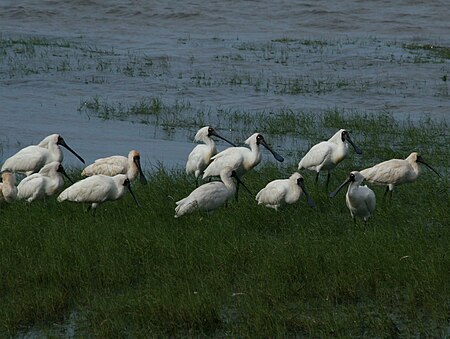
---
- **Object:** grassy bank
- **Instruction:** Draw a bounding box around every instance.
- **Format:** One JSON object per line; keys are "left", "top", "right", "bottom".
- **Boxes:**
{"left": 0, "top": 116, "right": 449, "bottom": 337}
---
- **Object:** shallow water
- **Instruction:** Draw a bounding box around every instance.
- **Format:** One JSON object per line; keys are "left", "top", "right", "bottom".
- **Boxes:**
{"left": 1, "top": 0, "right": 449, "bottom": 169}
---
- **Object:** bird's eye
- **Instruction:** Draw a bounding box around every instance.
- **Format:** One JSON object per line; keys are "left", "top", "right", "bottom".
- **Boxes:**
{"left": 208, "top": 127, "right": 214, "bottom": 134}
{"left": 124, "top": 178, "right": 130, "bottom": 186}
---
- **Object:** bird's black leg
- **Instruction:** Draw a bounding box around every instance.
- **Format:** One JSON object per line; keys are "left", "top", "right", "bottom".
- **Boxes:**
{"left": 326, "top": 172, "right": 331, "bottom": 188}
{"left": 315, "top": 172, "right": 320, "bottom": 184}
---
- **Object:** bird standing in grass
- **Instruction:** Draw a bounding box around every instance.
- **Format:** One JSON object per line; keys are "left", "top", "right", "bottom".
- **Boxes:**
{"left": 330, "top": 171, "right": 376, "bottom": 224}
{"left": 17, "top": 161, "right": 73, "bottom": 202}
{"left": 175, "top": 167, "right": 249, "bottom": 218}
{"left": 1, "top": 134, "right": 85, "bottom": 175}
{"left": 185, "top": 126, "right": 235, "bottom": 186}
{"left": 298, "top": 129, "right": 362, "bottom": 187}
{"left": 57, "top": 174, "right": 141, "bottom": 213}
{"left": 359, "top": 152, "right": 440, "bottom": 198}
{"left": 0, "top": 171, "right": 18, "bottom": 204}
{"left": 82, "top": 150, "right": 148, "bottom": 184}
{"left": 256, "top": 172, "right": 315, "bottom": 210}
{"left": 203, "top": 133, "right": 284, "bottom": 180}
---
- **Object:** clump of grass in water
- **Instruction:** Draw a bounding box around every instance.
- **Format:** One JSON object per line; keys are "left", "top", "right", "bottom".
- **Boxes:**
{"left": 404, "top": 43, "right": 450, "bottom": 60}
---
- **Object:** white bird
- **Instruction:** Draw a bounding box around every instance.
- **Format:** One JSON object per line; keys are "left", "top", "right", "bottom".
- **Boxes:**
{"left": 256, "top": 172, "right": 315, "bottom": 210}
{"left": 203, "top": 133, "right": 284, "bottom": 178}
{"left": 1, "top": 134, "right": 85, "bottom": 175}
{"left": 330, "top": 171, "right": 376, "bottom": 224}
{"left": 175, "top": 167, "right": 249, "bottom": 218}
{"left": 57, "top": 174, "right": 140, "bottom": 212}
{"left": 0, "top": 171, "right": 18, "bottom": 204}
{"left": 17, "top": 161, "right": 73, "bottom": 202}
{"left": 298, "top": 129, "right": 362, "bottom": 186}
{"left": 82, "top": 150, "right": 147, "bottom": 184}
{"left": 359, "top": 152, "right": 440, "bottom": 197}
{"left": 186, "top": 126, "right": 235, "bottom": 186}
{"left": 202, "top": 133, "right": 283, "bottom": 199}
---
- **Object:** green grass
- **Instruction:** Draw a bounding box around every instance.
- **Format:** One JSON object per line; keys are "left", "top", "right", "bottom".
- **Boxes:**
{"left": 0, "top": 118, "right": 449, "bottom": 337}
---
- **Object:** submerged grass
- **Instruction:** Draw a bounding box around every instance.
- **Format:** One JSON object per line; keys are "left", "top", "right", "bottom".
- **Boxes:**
{"left": 0, "top": 117, "right": 449, "bottom": 337}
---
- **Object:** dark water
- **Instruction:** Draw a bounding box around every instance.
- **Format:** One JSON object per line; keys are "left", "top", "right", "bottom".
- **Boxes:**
{"left": 1, "top": 0, "right": 449, "bottom": 169}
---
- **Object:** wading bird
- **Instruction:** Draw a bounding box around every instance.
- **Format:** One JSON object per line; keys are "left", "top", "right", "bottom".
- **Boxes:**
{"left": 1, "top": 134, "right": 85, "bottom": 175}
{"left": 57, "top": 174, "right": 140, "bottom": 213}
{"left": 256, "top": 172, "right": 315, "bottom": 210}
{"left": 0, "top": 171, "right": 18, "bottom": 204}
{"left": 298, "top": 129, "right": 362, "bottom": 187}
{"left": 202, "top": 133, "right": 283, "bottom": 196}
{"left": 330, "top": 171, "right": 376, "bottom": 224}
{"left": 17, "top": 161, "right": 73, "bottom": 202}
{"left": 359, "top": 152, "right": 440, "bottom": 197}
{"left": 175, "top": 167, "right": 250, "bottom": 218}
{"left": 186, "top": 126, "right": 236, "bottom": 186}
{"left": 82, "top": 150, "right": 147, "bottom": 184}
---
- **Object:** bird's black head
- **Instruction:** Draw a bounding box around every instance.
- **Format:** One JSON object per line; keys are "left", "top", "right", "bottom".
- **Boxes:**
{"left": 296, "top": 177, "right": 304, "bottom": 186}
{"left": 57, "top": 135, "right": 65, "bottom": 145}
{"left": 341, "top": 130, "right": 349, "bottom": 142}
{"left": 256, "top": 134, "right": 264, "bottom": 145}
{"left": 123, "top": 178, "right": 131, "bottom": 187}
{"left": 207, "top": 127, "right": 215, "bottom": 136}
{"left": 349, "top": 172, "right": 356, "bottom": 182}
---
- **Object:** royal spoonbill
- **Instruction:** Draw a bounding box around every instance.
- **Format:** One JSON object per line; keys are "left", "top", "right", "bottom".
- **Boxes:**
{"left": 82, "top": 150, "right": 147, "bottom": 184}
{"left": 175, "top": 168, "right": 250, "bottom": 218}
{"left": 298, "top": 129, "right": 362, "bottom": 187}
{"left": 0, "top": 171, "right": 18, "bottom": 204}
{"left": 359, "top": 152, "right": 440, "bottom": 197}
{"left": 202, "top": 133, "right": 284, "bottom": 179}
{"left": 17, "top": 161, "right": 73, "bottom": 202}
{"left": 186, "top": 126, "right": 235, "bottom": 186}
{"left": 330, "top": 171, "right": 376, "bottom": 224}
{"left": 57, "top": 174, "right": 140, "bottom": 212}
{"left": 256, "top": 172, "right": 315, "bottom": 210}
{"left": 1, "top": 134, "right": 85, "bottom": 175}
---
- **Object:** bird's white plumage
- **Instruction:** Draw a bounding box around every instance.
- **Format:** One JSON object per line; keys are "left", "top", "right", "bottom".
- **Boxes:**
{"left": 1, "top": 134, "right": 84, "bottom": 175}
{"left": 186, "top": 127, "right": 219, "bottom": 179}
{"left": 17, "top": 161, "right": 69, "bottom": 202}
{"left": 0, "top": 171, "right": 18, "bottom": 204}
{"left": 203, "top": 133, "right": 282, "bottom": 179}
{"left": 82, "top": 150, "right": 147, "bottom": 183}
{"left": 58, "top": 174, "right": 133, "bottom": 210}
{"left": 256, "top": 172, "right": 306, "bottom": 210}
{"left": 298, "top": 129, "right": 361, "bottom": 182}
{"left": 332, "top": 171, "right": 376, "bottom": 223}
{"left": 175, "top": 167, "right": 237, "bottom": 218}
{"left": 359, "top": 152, "right": 437, "bottom": 192}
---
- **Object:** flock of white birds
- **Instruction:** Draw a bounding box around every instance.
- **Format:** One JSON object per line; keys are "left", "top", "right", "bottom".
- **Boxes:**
{"left": 0, "top": 127, "right": 440, "bottom": 222}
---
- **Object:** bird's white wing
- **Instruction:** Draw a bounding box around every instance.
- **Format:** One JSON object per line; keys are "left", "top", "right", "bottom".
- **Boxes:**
{"left": 360, "top": 160, "right": 406, "bottom": 185}
{"left": 256, "top": 181, "right": 286, "bottom": 206}
{"left": 17, "top": 175, "right": 44, "bottom": 200}
{"left": 203, "top": 147, "right": 245, "bottom": 178}
{"left": 2, "top": 146, "right": 47, "bottom": 173}
{"left": 298, "top": 142, "right": 331, "bottom": 170}
{"left": 59, "top": 176, "right": 113, "bottom": 202}
{"left": 82, "top": 156, "right": 128, "bottom": 176}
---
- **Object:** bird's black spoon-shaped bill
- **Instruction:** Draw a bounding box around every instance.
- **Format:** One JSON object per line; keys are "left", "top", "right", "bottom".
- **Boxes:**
{"left": 329, "top": 178, "right": 352, "bottom": 198}
{"left": 297, "top": 178, "right": 315, "bottom": 208}
{"left": 126, "top": 182, "right": 142, "bottom": 207}
{"left": 231, "top": 171, "right": 253, "bottom": 195}
{"left": 210, "top": 130, "right": 236, "bottom": 147}
{"left": 58, "top": 138, "right": 86, "bottom": 164}
{"left": 260, "top": 138, "right": 284, "bottom": 162}
{"left": 417, "top": 157, "right": 441, "bottom": 177}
